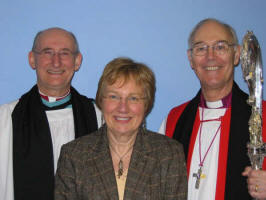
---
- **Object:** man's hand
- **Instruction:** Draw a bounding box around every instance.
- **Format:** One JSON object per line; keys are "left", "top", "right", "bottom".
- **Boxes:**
{"left": 242, "top": 166, "right": 266, "bottom": 200}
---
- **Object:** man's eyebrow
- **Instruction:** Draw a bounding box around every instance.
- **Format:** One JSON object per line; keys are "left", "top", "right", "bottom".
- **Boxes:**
{"left": 61, "top": 48, "right": 72, "bottom": 51}
{"left": 215, "top": 40, "right": 229, "bottom": 43}
{"left": 38, "top": 47, "right": 73, "bottom": 51}
{"left": 192, "top": 41, "right": 205, "bottom": 46}
{"left": 192, "top": 40, "right": 229, "bottom": 46}
{"left": 39, "top": 47, "right": 53, "bottom": 51}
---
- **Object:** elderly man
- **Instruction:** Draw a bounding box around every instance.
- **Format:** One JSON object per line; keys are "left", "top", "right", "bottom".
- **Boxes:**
{"left": 159, "top": 18, "right": 266, "bottom": 200}
{"left": 0, "top": 28, "right": 101, "bottom": 200}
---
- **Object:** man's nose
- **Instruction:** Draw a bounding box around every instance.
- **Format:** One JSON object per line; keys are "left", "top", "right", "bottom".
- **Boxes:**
{"left": 206, "top": 46, "right": 215, "bottom": 59}
{"left": 52, "top": 53, "right": 61, "bottom": 67}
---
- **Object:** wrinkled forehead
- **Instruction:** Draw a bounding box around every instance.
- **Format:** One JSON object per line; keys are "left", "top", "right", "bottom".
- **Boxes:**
{"left": 35, "top": 29, "right": 75, "bottom": 50}
{"left": 193, "top": 21, "right": 234, "bottom": 45}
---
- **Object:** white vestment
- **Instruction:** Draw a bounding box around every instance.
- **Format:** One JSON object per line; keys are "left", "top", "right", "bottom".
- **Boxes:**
{"left": 0, "top": 100, "right": 102, "bottom": 200}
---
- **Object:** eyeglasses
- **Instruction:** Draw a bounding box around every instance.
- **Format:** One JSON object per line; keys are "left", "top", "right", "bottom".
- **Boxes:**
{"left": 103, "top": 94, "right": 146, "bottom": 104}
{"left": 33, "top": 48, "right": 77, "bottom": 60}
{"left": 190, "top": 41, "right": 236, "bottom": 56}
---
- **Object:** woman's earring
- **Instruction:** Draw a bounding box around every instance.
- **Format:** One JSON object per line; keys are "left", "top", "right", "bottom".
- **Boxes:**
{"left": 101, "top": 115, "right": 105, "bottom": 127}
{"left": 142, "top": 119, "right": 147, "bottom": 130}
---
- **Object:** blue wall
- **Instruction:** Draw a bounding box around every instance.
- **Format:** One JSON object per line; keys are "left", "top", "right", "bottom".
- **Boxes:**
{"left": 0, "top": 0, "right": 266, "bottom": 131}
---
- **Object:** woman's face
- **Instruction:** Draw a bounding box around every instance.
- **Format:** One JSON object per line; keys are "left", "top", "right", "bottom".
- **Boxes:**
{"left": 101, "top": 78, "right": 146, "bottom": 137}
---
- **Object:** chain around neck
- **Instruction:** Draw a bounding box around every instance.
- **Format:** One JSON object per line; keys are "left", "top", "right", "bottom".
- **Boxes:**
{"left": 109, "top": 143, "right": 134, "bottom": 178}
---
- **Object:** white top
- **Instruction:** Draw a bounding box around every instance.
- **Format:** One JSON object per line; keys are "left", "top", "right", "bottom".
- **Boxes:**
{"left": 0, "top": 100, "right": 102, "bottom": 200}
{"left": 159, "top": 100, "right": 226, "bottom": 200}
{"left": 46, "top": 108, "right": 75, "bottom": 173}
{"left": 188, "top": 101, "right": 226, "bottom": 200}
{"left": 0, "top": 101, "right": 16, "bottom": 200}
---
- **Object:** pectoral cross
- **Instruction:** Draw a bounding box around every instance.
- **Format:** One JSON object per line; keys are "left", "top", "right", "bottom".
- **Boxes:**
{"left": 193, "top": 167, "right": 202, "bottom": 189}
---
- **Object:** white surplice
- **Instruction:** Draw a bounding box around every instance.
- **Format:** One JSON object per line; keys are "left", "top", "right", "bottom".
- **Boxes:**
{"left": 0, "top": 100, "right": 102, "bottom": 200}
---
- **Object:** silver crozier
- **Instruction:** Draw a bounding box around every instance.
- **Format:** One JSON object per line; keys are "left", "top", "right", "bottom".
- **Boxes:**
{"left": 241, "top": 31, "right": 265, "bottom": 173}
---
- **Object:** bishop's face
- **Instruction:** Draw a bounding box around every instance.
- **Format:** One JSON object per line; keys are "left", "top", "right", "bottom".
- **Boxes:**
{"left": 187, "top": 21, "right": 240, "bottom": 99}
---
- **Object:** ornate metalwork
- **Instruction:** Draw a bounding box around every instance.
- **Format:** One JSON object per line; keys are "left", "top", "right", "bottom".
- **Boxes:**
{"left": 241, "top": 31, "right": 265, "bottom": 174}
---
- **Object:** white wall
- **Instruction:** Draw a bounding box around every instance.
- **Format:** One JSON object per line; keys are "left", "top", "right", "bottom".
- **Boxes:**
{"left": 0, "top": 0, "right": 265, "bottom": 131}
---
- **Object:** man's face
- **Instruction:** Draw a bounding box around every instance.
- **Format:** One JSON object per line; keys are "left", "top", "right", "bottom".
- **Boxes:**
{"left": 29, "top": 29, "right": 82, "bottom": 96}
{"left": 187, "top": 21, "right": 240, "bottom": 97}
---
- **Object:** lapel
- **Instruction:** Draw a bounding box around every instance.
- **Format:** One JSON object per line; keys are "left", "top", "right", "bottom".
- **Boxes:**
{"left": 91, "top": 126, "right": 119, "bottom": 200}
{"left": 123, "top": 128, "right": 157, "bottom": 199}
{"left": 90, "top": 127, "right": 158, "bottom": 199}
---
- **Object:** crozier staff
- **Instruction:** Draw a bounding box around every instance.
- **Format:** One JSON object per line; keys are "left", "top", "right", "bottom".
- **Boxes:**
{"left": 242, "top": 33, "right": 266, "bottom": 200}
{"left": 55, "top": 57, "right": 187, "bottom": 200}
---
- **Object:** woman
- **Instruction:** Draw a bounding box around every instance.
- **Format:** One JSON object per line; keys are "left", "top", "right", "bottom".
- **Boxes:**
{"left": 55, "top": 57, "right": 187, "bottom": 200}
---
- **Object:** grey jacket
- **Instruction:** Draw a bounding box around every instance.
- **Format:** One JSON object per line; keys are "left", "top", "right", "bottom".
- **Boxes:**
{"left": 55, "top": 125, "right": 187, "bottom": 200}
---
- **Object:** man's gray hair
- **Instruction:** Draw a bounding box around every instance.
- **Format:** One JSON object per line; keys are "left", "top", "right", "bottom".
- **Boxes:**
{"left": 31, "top": 27, "right": 80, "bottom": 53}
{"left": 188, "top": 18, "right": 239, "bottom": 49}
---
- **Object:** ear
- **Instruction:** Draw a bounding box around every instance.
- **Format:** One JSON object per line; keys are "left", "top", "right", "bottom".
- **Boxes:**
{"left": 187, "top": 49, "right": 194, "bottom": 69}
{"left": 233, "top": 45, "right": 241, "bottom": 66}
{"left": 74, "top": 53, "right": 82, "bottom": 71}
{"left": 28, "top": 51, "right": 36, "bottom": 70}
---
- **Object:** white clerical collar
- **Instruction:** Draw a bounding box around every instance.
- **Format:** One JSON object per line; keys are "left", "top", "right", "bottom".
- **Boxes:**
{"left": 200, "top": 92, "right": 232, "bottom": 108}
{"left": 206, "top": 100, "right": 223, "bottom": 109}
{"left": 39, "top": 90, "right": 70, "bottom": 102}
